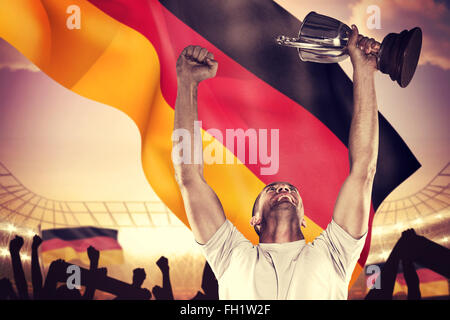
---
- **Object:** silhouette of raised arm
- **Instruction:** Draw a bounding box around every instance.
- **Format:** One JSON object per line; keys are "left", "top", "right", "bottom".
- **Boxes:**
{"left": 402, "top": 259, "right": 421, "bottom": 300}
{"left": 9, "top": 235, "right": 29, "bottom": 299}
{"left": 42, "top": 259, "right": 67, "bottom": 299}
{"left": 31, "top": 235, "right": 43, "bottom": 299}
{"left": 152, "top": 256, "right": 174, "bottom": 300}
{"left": 83, "top": 245, "right": 100, "bottom": 300}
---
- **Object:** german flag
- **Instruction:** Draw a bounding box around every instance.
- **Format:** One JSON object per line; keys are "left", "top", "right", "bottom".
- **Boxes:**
{"left": 41, "top": 227, "right": 124, "bottom": 266}
{"left": 0, "top": 0, "right": 420, "bottom": 287}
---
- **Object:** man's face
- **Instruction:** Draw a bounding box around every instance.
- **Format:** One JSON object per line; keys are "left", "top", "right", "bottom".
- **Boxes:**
{"left": 251, "top": 182, "right": 306, "bottom": 234}
{"left": 262, "top": 182, "right": 301, "bottom": 209}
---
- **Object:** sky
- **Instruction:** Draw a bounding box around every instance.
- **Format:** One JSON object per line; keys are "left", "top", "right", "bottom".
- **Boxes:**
{"left": 0, "top": 0, "right": 448, "bottom": 205}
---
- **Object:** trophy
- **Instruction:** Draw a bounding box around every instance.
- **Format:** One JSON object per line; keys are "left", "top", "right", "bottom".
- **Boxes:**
{"left": 276, "top": 12, "right": 422, "bottom": 88}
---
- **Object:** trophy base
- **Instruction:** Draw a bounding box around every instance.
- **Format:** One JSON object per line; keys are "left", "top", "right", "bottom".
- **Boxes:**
{"left": 378, "top": 27, "right": 422, "bottom": 88}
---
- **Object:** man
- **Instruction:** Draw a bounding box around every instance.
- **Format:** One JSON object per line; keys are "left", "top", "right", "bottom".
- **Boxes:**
{"left": 172, "top": 25, "right": 379, "bottom": 299}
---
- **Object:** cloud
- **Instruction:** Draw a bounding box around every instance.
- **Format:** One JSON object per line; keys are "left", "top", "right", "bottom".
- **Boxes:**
{"left": 275, "top": 0, "right": 360, "bottom": 23}
{"left": 348, "top": 0, "right": 450, "bottom": 70}
{"left": 0, "top": 38, "right": 40, "bottom": 72}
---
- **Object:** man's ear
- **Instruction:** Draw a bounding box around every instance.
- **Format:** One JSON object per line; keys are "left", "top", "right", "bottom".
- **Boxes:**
{"left": 250, "top": 215, "right": 262, "bottom": 235}
{"left": 301, "top": 217, "right": 307, "bottom": 228}
{"left": 250, "top": 215, "right": 262, "bottom": 227}
{"left": 251, "top": 194, "right": 263, "bottom": 227}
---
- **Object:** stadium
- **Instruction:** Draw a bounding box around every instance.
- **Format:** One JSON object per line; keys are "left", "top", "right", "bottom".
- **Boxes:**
{"left": 0, "top": 0, "right": 449, "bottom": 303}
{"left": 0, "top": 161, "right": 206, "bottom": 299}
{"left": 1, "top": 161, "right": 449, "bottom": 299}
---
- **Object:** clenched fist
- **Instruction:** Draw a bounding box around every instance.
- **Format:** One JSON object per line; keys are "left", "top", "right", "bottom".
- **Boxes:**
{"left": 176, "top": 45, "right": 218, "bottom": 84}
{"left": 87, "top": 245, "right": 99, "bottom": 263}
{"left": 9, "top": 235, "right": 24, "bottom": 253}
{"left": 156, "top": 256, "right": 169, "bottom": 272}
{"left": 32, "top": 235, "right": 42, "bottom": 250}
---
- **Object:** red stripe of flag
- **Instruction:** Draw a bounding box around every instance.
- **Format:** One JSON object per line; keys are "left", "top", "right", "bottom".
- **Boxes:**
{"left": 41, "top": 236, "right": 122, "bottom": 253}
{"left": 397, "top": 268, "right": 448, "bottom": 285}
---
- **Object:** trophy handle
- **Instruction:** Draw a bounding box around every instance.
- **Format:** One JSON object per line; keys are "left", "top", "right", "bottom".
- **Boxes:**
{"left": 276, "top": 35, "right": 330, "bottom": 50}
{"left": 276, "top": 33, "right": 381, "bottom": 56}
{"left": 276, "top": 35, "right": 301, "bottom": 48}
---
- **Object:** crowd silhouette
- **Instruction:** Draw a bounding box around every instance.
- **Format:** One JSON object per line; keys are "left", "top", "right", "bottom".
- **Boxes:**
{"left": 1, "top": 228, "right": 448, "bottom": 300}
{"left": 365, "top": 229, "right": 450, "bottom": 300}
{"left": 0, "top": 233, "right": 218, "bottom": 300}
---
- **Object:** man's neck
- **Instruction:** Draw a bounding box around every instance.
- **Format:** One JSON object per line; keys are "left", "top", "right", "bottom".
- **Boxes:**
{"left": 259, "top": 211, "right": 304, "bottom": 243}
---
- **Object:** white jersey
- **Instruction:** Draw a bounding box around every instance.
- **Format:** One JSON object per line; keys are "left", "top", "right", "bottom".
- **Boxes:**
{"left": 198, "top": 219, "right": 366, "bottom": 300}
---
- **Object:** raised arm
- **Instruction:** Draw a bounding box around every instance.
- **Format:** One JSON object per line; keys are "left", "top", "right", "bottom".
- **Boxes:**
{"left": 9, "top": 235, "right": 29, "bottom": 300}
{"left": 31, "top": 235, "right": 43, "bottom": 299}
{"left": 157, "top": 256, "right": 174, "bottom": 300}
{"left": 332, "top": 25, "right": 379, "bottom": 239}
{"left": 152, "top": 256, "right": 174, "bottom": 300}
{"left": 172, "top": 45, "right": 225, "bottom": 244}
{"left": 42, "top": 259, "right": 66, "bottom": 299}
{"left": 83, "top": 245, "right": 99, "bottom": 300}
